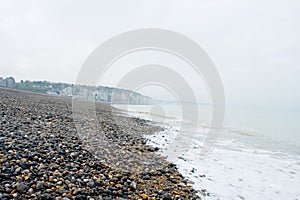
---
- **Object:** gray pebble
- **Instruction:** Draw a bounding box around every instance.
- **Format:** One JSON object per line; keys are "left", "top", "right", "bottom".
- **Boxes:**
{"left": 130, "top": 181, "right": 137, "bottom": 189}
{"left": 163, "top": 192, "right": 172, "bottom": 200}
{"left": 16, "top": 182, "right": 28, "bottom": 193}
{"left": 87, "top": 181, "right": 95, "bottom": 187}
{"left": 36, "top": 181, "right": 44, "bottom": 190}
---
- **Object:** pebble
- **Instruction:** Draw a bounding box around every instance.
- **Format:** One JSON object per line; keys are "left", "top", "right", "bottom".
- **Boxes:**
{"left": 0, "top": 88, "right": 201, "bottom": 199}
{"left": 16, "top": 182, "right": 28, "bottom": 193}
{"left": 178, "top": 182, "right": 186, "bottom": 187}
{"left": 87, "top": 181, "right": 95, "bottom": 187}
{"left": 36, "top": 182, "right": 44, "bottom": 190}
{"left": 140, "top": 193, "right": 148, "bottom": 199}
{"left": 130, "top": 181, "right": 137, "bottom": 189}
{"left": 163, "top": 192, "right": 172, "bottom": 200}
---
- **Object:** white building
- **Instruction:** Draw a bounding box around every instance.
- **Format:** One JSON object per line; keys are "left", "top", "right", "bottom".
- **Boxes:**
{"left": 0, "top": 77, "right": 5, "bottom": 87}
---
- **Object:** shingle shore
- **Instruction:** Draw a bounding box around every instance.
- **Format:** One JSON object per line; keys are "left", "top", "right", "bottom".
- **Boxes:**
{"left": 0, "top": 88, "right": 201, "bottom": 199}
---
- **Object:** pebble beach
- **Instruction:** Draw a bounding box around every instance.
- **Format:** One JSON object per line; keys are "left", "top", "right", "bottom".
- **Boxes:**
{"left": 0, "top": 88, "right": 200, "bottom": 200}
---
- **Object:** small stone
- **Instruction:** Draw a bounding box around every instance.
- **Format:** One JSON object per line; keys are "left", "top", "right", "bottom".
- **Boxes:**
{"left": 0, "top": 154, "right": 5, "bottom": 163}
{"left": 19, "top": 161, "right": 27, "bottom": 169}
{"left": 83, "top": 178, "right": 89, "bottom": 182}
{"left": 70, "top": 152, "right": 76, "bottom": 157}
{"left": 87, "top": 181, "right": 94, "bottom": 187}
{"left": 109, "top": 181, "right": 115, "bottom": 186}
{"left": 143, "top": 175, "right": 150, "bottom": 180}
{"left": 15, "top": 167, "right": 22, "bottom": 173}
{"left": 22, "top": 174, "right": 29, "bottom": 180}
{"left": 130, "top": 181, "right": 137, "bottom": 189}
{"left": 16, "top": 182, "right": 28, "bottom": 193}
{"left": 72, "top": 189, "right": 79, "bottom": 195}
{"left": 177, "top": 182, "right": 185, "bottom": 187}
{"left": 74, "top": 195, "right": 85, "bottom": 200}
{"left": 140, "top": 193, "right": 148, "bottom": 199}
{"left": 169, "top": 163, "right": 176, "bottom": 168}
{"left": 200, "top": 189, "right": 207, "bottom": 196}
{"left": 43, "top": 193, "right": 52, "bottom": 200}
{"left": 163, "top": 192, "right": 172, "bottom": 200}
{"left": 36, "top": 181, "right": 44, "bottom": 190}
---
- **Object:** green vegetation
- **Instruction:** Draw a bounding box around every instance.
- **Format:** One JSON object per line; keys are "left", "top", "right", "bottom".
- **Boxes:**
{"left": 15, "top": 81, "right": 71, "bottom": 94}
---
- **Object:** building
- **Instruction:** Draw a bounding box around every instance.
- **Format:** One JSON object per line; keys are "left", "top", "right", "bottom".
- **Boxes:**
{"left": 0, "top": 77, "right": 5, "bottom": 87}
{"left": 0, "top": 76, "right": 16, "bottom": 88}
{"left": 5, "top": 77, "right": 16, "bottom": 88}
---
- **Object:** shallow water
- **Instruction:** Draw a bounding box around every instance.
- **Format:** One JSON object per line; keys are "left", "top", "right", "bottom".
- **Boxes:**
{"left": 115, "top": 103, "right": 300, "bottom": 199}
{"left": 115, "top": 103, "right": 300, "bottom": 154}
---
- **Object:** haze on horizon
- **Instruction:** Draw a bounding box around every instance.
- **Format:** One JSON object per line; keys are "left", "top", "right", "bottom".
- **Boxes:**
{"left": 0, "top": 0, "right": 299, "bottom": 108}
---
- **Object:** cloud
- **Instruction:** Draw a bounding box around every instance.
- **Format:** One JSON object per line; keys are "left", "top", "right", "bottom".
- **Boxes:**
{"left": 0, "top": 0, "right": 299, "bottom": 107}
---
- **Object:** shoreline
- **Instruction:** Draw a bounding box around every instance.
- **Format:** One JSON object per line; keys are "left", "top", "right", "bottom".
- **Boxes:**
{"left": 122, "top": 105, "right": 300, "bottom": 199}
{"left": 0, "top": 88, "right": 201, "bottom": 199}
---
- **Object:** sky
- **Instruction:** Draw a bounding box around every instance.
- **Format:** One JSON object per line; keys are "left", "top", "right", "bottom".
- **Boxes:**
{"left": 0, "top": 0, "right": 299, "bottom": 108}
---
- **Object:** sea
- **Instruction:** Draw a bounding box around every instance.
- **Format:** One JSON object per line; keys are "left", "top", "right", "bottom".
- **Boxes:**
{"left": 114, "top": 103, "right": 300, "bottom": 200}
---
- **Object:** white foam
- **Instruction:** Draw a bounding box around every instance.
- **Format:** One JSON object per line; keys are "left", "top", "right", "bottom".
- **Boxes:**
{"left": 176, "top": 140, "right": 300, "bottom": 200}
{"left": 126, "top": 110, "right": 300, "bottom": 199}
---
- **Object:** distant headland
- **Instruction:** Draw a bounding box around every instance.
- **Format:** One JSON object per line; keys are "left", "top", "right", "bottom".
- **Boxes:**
{"left": 0, "top": 76, "right": 152, "bottom": 105}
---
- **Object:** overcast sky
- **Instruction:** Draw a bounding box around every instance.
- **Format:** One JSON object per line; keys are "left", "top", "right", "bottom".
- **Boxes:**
{"left": 0, "top": 0, "right": 299, "bottom": 108}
